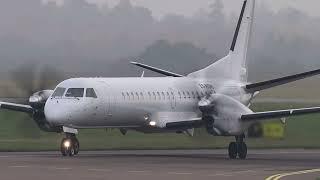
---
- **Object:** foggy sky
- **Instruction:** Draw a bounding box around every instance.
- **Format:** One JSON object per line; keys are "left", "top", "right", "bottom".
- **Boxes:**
{"left": 85, "top": 0, "right": 320, "bottom": 18}
{"left": 0, "top": 0, "right": 320, "bottom": 83}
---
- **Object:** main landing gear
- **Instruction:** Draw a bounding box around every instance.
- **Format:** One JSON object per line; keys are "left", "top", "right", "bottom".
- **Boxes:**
{"left": 60, "top": 133, "right": 80, "bottom": 157}
{"left": 228, "top": 134, "right": 247, "bottom": 159}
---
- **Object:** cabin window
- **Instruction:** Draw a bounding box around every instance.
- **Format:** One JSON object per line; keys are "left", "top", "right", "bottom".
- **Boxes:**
{"left": 157, "top": 92, "right": 161, "bottom": 100}
{"left": 153, "top": 92, "right": 156, "bottom": 100}
{"left": 52, "top": 87, "right": 66, "bottom": 98}
{"left": 65, "top": 88, "right": 84, "bottom": 98}
{"left": 187, "top": 91, "right": 191, "bottom": 98}
{"left": 171, "top": 92, "right": 175, "bottom": 100}
{"left": 86, "top": 88, "right": 97, "bottom": 98}
{"left": 196, "top": 92, "right": 201, "bottom": 99}
{"left": 183, "top": 91, "right": 186, "bottom": 99}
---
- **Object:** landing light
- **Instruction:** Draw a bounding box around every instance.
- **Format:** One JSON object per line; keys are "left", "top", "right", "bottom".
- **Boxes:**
{"left": 149, "top": 121, "right": 156, "bottom": 126}
{"left": 64, "top": 140, "right": 71, "bottom": 148}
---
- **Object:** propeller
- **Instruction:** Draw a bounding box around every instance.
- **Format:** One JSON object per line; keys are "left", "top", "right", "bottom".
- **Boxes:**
{"left": 7, "top": 63, "right": 66, "bottom": 137}
{"left": 11, "top": 63, "right": 64, "bottom": 107}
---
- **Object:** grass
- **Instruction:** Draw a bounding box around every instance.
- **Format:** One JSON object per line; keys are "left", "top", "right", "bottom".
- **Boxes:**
{"left": 0, "top": 102, "right": 320, "bottom": 151}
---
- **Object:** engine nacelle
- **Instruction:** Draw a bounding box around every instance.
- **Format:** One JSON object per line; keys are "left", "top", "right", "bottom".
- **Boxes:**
{"left": 29, "top": 90, "right": 60, "bottom": 132}
{"left": 199, "top": 94, "right": 253, "bottom": 136}
{"left": 29, "top": 90, "right": 53, "bottom": 109}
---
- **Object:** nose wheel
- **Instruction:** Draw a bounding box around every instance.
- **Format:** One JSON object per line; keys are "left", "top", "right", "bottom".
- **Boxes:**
{"left": 228, "top": 135, "right": 247, "bottom": 159}
{"left": 60, "top": 134, "right": 80, "bottom": 157}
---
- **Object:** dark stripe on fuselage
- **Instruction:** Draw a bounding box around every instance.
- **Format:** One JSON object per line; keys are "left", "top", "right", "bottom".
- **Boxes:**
{"left": 230, "top": 0, "right": 247, "bottom": 51}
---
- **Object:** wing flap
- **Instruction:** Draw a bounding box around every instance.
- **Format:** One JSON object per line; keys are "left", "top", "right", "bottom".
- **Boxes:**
{"left": 0, "top": 102, "right": 34, "bottom": 113}
{"left": 245, "top": 68, "right": 320, "bottom": 92}
{"left": 241, "top": 107, "right": 320, "bottom": 122}
{"left": 166, "top": 118, "right": 203, "bottom": 129}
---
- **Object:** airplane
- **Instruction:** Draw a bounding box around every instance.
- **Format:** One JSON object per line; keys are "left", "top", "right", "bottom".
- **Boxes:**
{"left": 1, "top": 0, "right": 320, "bottom": 159}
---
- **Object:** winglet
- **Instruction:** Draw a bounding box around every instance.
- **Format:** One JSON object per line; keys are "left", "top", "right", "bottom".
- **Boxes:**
{"left": 130, "top": 61, "right": 184, "bottom": 77}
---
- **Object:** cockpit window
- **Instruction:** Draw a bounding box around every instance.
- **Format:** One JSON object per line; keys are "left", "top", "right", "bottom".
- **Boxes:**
{"left": 65, "top": 88, "right": 84, "bottom": 98}
{"left": 52, "top": 87, "right": 66, "bottom": 98}
{"left": 86, "top": 88, "right": 97, "bottom": 98}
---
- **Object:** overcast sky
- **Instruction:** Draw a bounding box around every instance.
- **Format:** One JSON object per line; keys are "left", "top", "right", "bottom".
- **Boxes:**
{"left": 82, "top": 0, "right": 320, "bottom": 18}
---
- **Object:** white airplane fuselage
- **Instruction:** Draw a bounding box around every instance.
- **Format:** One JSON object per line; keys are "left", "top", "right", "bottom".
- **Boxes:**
{"left": 44, "top": 77, "right": 253, "bottom": 134}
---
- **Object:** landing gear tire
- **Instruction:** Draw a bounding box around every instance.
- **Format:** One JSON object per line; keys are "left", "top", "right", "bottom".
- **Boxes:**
{"left": 228, "top": 135, "right": 247, "bottom": 159}
{"left": 238, "top": 142, "right": 247, "bottom": 159}
{"left": 60, "top": 136, "right": 80, "bottom": 157}
{"left": 228, "top": 142, "right": 238, "bottom": 159}
{"left": 68, "top": 146, "right": 75, "bottom": 157}
{"left": 72, "top": 137, "right": 80, "bottom": 155}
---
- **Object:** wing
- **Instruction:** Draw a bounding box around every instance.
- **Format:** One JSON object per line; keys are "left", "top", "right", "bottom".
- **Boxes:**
{"left": 130, "top": 61, "right": 184, "bottom": 77}
{"left": 245, "top": 68, "right": 320, "bottom": 93}
{"left": 241, "top": 107, "right": 320, "bottom": 122}
{"left": 0, "top": 101, "right": 34, "bottom": 113}
{"left": 165, "top": 118, "right": 203, "bottom": 129}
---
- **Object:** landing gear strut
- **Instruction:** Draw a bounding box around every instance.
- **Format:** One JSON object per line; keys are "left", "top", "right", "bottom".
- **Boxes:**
{"left": 60, "top": 133, "right": 80, "bottom": 157}
{"left": 228, "top": 134, "right": 247, "bottom": 159}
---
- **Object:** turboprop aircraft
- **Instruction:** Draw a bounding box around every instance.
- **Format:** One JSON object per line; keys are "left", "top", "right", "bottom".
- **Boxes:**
{"left": 1, "top": 0, "right": 320, "bottom": 159}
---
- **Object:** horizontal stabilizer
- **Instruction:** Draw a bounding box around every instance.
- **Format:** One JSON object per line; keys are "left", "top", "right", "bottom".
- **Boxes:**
{"left": 0, "top": 101, "right": 33, "bottom": 113}
{"left": 245, "top": 68, "right": 320, "bottom": 92}
{"left": 241, "top": 107, "right": 320, "bottom": 122}
{"left": 130, "top": 61, "right": 184, "bottom": 77}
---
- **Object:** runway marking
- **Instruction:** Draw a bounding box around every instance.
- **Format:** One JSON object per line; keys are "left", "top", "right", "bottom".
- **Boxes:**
{"left": 265, "top": 168, "right": 320, "bottom": 180}
{"left": 168, "top": 172, "right": 193, "bottom": 175}
{"left": 8, "top": 165, "right": 30, "bottom": 168}
{"left": 128, "top": 170, "right": 150, "bottom": 173}
{"left": 208, "top": 170, "right": 256, "bottom": 177}
{"left": 88, "top": 168, "right": 112, "bottom": 172}
{"left": 51, "top": 167, "right": 72, "bottom": 170}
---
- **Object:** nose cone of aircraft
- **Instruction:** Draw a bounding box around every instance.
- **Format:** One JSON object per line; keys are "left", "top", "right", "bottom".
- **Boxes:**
{"left": 44, "top": 101, "right": 65, "bottom": 125}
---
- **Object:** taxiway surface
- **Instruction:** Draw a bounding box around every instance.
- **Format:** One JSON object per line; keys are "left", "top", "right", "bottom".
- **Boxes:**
{"left": 0, "top": 149, "right": 319, "bottom": 180}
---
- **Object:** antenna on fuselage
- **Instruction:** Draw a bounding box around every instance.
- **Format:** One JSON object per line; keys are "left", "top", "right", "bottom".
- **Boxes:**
{"left": 141, "top": 71, "right": 145, "bottom": 78}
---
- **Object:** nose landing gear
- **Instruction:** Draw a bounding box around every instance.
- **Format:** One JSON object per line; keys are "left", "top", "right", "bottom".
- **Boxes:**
{"left": 228, "top": 134, "right": 247, "bottom": 159}
{"left": 60, "top": 133, "right": 79, "bottom": 157}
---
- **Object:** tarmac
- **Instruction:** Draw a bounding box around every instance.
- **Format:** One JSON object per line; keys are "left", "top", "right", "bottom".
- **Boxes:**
{"left": 0, "top": 149, "right": 320, "bottom": 180}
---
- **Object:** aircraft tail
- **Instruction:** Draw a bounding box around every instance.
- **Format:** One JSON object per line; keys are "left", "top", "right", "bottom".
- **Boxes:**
{"left": 188, "top": 0, "right": 255, "bottom": 82}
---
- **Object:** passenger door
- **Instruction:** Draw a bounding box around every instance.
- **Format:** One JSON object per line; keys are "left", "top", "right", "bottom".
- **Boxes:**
{"left": 168, "top": 88, "right": 176, "bottom": 110}
{"left": 97, "top": 81, "right": 113, "bottom": 121}
{"left": 84, "top": 88, "right": 100, "bottom": 121}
